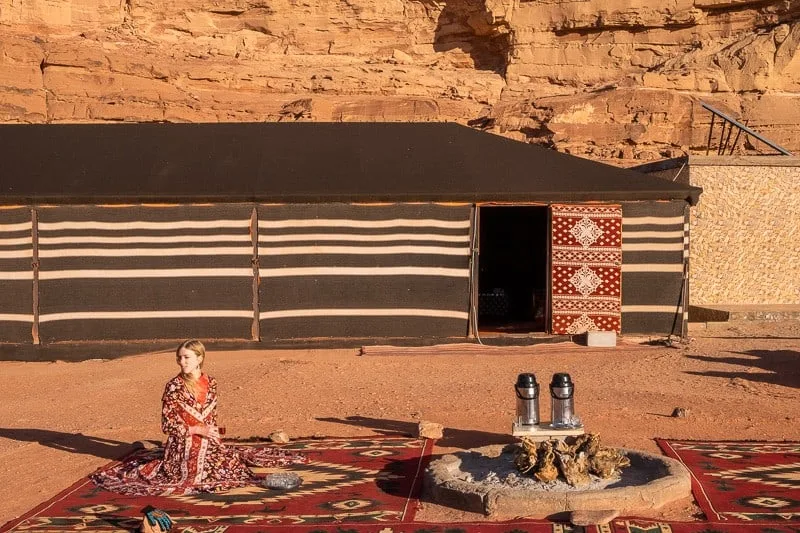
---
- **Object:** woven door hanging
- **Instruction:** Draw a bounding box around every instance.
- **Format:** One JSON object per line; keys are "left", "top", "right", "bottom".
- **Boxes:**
{"left": 550, "top": 204, "right": 622, "bottom": 335}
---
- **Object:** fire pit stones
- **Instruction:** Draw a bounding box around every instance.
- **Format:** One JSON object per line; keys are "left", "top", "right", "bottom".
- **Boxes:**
{"left": 424, "top": 443, "right": 691, "bottom": 519}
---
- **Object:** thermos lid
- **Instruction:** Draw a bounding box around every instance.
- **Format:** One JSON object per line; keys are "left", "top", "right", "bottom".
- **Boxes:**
{"left": 516, "top": 373, "right": 538, "bottom": 388}
{"left": 550, "top": 373, "right": 573, "bottom": 388}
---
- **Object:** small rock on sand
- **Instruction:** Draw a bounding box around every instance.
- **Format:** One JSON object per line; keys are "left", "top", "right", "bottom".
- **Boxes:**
{"left": 570, "top": 509, "right": 620, "bottom": 526}
{"left": 268, "top": 431, "right": 290, "bottom": 443}
{"left": 418, "top": 421, "right": 444, "bottom": 440}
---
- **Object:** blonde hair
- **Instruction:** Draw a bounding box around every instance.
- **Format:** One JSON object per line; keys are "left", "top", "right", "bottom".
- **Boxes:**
{"left": 177, "top": 339, "right": 206, "bottom": 399}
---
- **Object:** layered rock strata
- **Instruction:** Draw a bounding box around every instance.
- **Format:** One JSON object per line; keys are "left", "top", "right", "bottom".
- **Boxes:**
{"left": 2, "top": 0, "right": 799, "bottom": 163}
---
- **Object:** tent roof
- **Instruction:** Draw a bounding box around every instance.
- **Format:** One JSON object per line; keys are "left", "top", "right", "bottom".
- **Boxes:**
{"left": 0, "top": 122, "right": 701, "bottom": 205}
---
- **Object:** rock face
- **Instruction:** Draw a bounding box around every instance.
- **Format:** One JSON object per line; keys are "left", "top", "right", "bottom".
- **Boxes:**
{"left": 2, "top": 0, "right": 799, "bottom": 164}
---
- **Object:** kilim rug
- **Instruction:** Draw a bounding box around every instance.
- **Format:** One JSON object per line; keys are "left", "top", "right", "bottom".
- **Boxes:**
{"left": 656, "top": 439, "right": 800, "bottom": 522}
{"left": 233, "top": 523, "right": 590, "bottom": 532}
{"left": 0, "top": 436, "right": 433, "bottom": 533}
{"left": 606, "top": 519, "right": 800, "bottom": 532}
{"left": 550, "top": 204, "right": 622, "bottom": 335}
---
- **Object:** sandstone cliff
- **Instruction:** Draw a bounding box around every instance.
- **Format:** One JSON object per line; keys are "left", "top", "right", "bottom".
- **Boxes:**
{"left": 2, "top": 0, "right": 799, "bottom": 164}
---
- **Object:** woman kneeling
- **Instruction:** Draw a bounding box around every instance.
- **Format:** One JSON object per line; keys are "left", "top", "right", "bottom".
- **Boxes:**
{"left": 91, "top": 339, "right": 306, "bottom": 496}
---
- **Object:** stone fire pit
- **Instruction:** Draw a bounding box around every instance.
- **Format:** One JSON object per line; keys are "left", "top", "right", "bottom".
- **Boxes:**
{"left": 424, "top": 443, "right": 691, "bottom": 519}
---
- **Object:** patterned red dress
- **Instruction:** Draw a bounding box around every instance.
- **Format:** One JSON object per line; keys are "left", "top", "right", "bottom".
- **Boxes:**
{"left": 91, "top": 374, "right": 306, "bottom": 496}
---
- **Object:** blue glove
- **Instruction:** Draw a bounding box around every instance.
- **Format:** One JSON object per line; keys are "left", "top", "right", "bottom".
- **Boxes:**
{"left": 144, "top": 508, "right": 173, "bottom": 532}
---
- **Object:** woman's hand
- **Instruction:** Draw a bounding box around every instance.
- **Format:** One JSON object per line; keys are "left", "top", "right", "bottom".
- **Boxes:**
{"left": 189, "top": 425, "right": 221, "bottom": 443}
{"left": 206, "top": 426, "right": 221, "bottom": 443}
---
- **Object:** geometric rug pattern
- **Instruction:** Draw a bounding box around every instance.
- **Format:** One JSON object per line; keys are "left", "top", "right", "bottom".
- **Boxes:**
{"left": 550, "top": 204, "right": 622, "bottom": 335}
{"left": 657, "top": 439, "right": 800, "bottom": 523}
{"left": 26, "top": 519, "right": 783, "bottom": 532}
{"left": 606, "top": 520, "right": 800, "bottom": 532}
{"left": 0, "top": 437, "right": 433, "bottom": 533}
{"left": 288, "top": 521, "right": 800, "bottom": 532}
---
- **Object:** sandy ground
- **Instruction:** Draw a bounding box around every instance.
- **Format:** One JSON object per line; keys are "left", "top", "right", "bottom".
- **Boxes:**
{"left": 0, "top": 320, "right": 798, "bottom": 524}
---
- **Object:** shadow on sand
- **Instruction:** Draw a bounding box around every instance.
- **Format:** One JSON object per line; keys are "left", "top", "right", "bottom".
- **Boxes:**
{"left": 0, "top": 427, "right": 136, "bottom": 460}
{"left": 0, "top": 337, "right": 491, "bottom": 362}
{"left": 316, "top": 415, "right": 515, "bottom": 449}
{"left": 685, "top": 349, "right": 800, "bottom": 389}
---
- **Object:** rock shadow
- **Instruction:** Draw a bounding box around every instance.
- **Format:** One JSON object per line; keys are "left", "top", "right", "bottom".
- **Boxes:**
{"left": 425, "top": 0, "right": 512, "bottom": 73}
{"left": 374, "top": 454, "right": 431, "bottom": 501}
{"left": 685, "top": 349, "right": 800, "bottom": 389}
{"left": 0, "top": 427, "right": 135, "bottom": 460}
{"left": 315, "top": 415, "right": 516, "bottom": 449}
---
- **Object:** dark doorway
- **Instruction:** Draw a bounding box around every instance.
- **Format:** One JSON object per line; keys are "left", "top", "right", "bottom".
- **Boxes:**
{"left": 477, "top": 206, "right": 548, "bottom": 333}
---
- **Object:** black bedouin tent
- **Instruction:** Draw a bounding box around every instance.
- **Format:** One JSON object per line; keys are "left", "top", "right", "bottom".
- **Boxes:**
{"left": 0, "top": 122, "right": 701, "bottom": 344}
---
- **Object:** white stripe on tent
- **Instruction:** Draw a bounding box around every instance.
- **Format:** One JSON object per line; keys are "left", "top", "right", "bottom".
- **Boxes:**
{"left": 621, "top": 264, "right": 683, "bottom": 273}
{"left": 622, "top": 305, "right": 682, "bottom": 313}
{"left": 39, "top": 310, "right": 254, "bottom": 323}
{"left": 39, "top": 234, "right": 251, "bottom": 245}
{"left": 260, "top": 308, "right": 469, "bottom": 320}
{"left": 258, "top": 218, "right": 471, "bottom": 229}
{"left": 38, "top": 220, "right": 249, "bottom": 231}
{"left": 621, "top": 230, "right": 684, "bottom": 239}
{"left": 39, "top": 268, "right": 253, "bottom": 280}
{"left": 0, "top": 237, "right": 33, "bottom": 246}
{"left": 259, "top": 233, "right": 471, "bottom": 243}
{"left": 0, "top": 271, "right": 33, "bottom": 280}
{"left": 623, "top": 216, "right": 685, "bottom": 225}
{"left": 258, "top": 266, "right": 469, "bottom": 278}
{"left": 0, "top": 313, "right": 34, "bottom": 322}
{"left": 621, "top": 242, "right": 684, "bottom": 252}
{"left": 0, "top": 249, "right": 32, "bottom": 259}
{"left": 258, "top": 245, "right": 470, "bottom": 256}
{"left": 39, "top": 247, "right": 252, "bottom": 258}
{"left": 0, "top": 222, "right": 31, "bottom": 232}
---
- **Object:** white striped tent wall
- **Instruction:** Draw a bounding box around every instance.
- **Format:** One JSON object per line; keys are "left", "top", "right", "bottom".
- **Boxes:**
{"left": 0, "top": 209, "right": 34, "bottom": 342}
{"left": 621, "top": 201, "right": 688, "bottom": 335}
{"left": 257, "top": 204, "right": 472, "bottom": 339}
{"left": 36, "top": 205, "right": 255, "bottom": 341}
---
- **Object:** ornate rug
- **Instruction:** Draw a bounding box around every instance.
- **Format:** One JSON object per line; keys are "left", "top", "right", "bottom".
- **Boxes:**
{"left": 354, "top": 521, "right": 799, "bottom": 533}
{"left": 0, "top": 436, "right": 433, "bottom": 533}
{"left": 657, "top": 439, "right": 800, "bottom": 522}
{"left": 550, "top": 204, "right": 622, "bottom": 335}
{"left": 607, "top": 519, "right": 800, "bottom": 532}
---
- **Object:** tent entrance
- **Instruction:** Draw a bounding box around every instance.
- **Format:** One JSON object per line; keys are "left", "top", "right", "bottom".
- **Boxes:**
{"left": 476, "top": 206, "right": 549, "bottom": 334}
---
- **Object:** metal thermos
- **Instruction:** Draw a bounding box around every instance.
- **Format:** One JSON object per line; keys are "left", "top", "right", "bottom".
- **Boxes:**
{"left": 550, "top": 373, "right": 576, "bottom": 428}
{"left": 515, "top": 373, "right": 540, "bottom": 426}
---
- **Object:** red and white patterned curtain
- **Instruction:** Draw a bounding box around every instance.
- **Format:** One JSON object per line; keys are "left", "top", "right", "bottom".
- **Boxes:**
{"left": 550, "top": 204, "right": 622, "bottom": 334}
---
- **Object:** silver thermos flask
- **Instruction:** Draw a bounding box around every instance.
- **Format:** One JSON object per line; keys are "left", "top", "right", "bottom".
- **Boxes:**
{"left": 515, "top": 373, "right": 540, "bottom": 426}
{"left": 550, "top": 373, "right": 576, "bottom": 428}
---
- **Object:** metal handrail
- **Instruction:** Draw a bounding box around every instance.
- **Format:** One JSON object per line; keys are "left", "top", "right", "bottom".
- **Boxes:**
{"left": 701, "top": 101, "right": 793, "bottom": 156}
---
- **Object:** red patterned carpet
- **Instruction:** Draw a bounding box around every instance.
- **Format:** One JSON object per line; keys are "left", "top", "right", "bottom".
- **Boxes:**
{"left": 0, "top": 437, "right": 432, "bottom": 533}
{"left": 357, "top": 520, "right": 800, "bottom": 533}
{"left": 657, "top": 439, "right": 800, "bottom": 523}
{"left": 607, "top": 519, "right": 800, "bottom": 532}
{"left": 7, "top": 437, "right": 800, "bottom": 533}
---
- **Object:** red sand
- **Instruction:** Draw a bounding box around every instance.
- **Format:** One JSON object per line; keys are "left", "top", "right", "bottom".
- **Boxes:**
{"left": 1, "top": 320, "right": 798, "bottom": 523}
